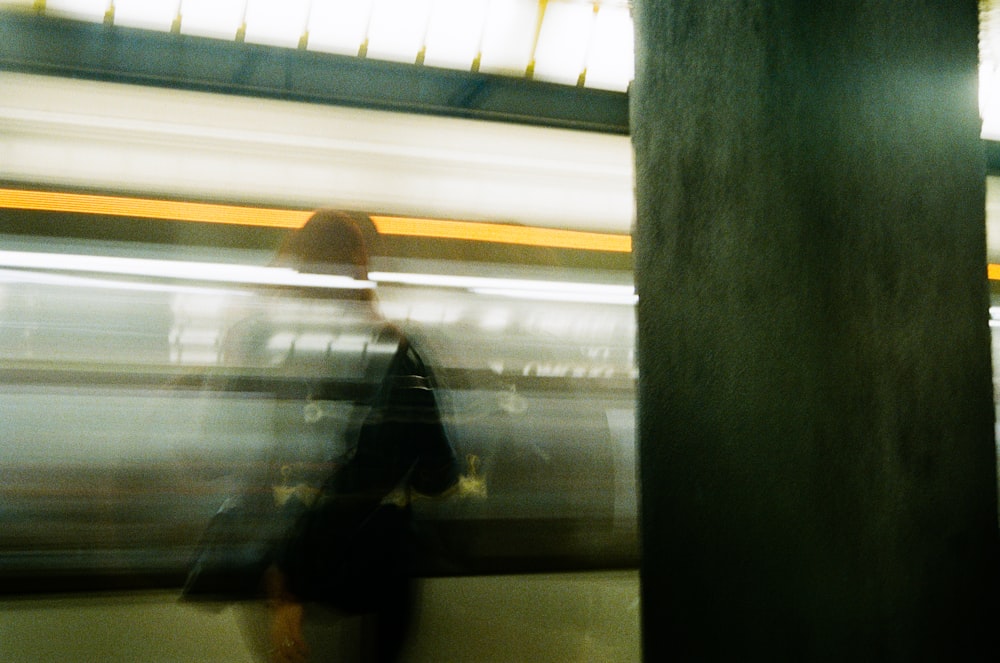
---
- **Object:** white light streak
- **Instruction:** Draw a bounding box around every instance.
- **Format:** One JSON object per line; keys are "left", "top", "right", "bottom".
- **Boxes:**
{"left": 0, "top": 254, "right": 634, "bottom": 304}
{"left": 0, "top": 250, "right": 374, "bottom": 290}
{"left": 472, "top": 287, "right": 637, "bottom": 305}
{"left": 0, "top": 267, "right": 244, "bottom": 295}
{"left": 369, "top": 270, "right": 636, "bottom": 304}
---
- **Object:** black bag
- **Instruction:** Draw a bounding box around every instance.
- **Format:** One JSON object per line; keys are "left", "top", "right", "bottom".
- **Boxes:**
{"left": 181, "top": 325, "right": 406, "bottom": 602}
{"left": 181, "top": 493, "right": 308, "bottom": 601}
{"left": 183, "top": 325, "right": 452, "bottom": 608}
{"left": 282, "top": 495, "right": 415, "bottom": 613}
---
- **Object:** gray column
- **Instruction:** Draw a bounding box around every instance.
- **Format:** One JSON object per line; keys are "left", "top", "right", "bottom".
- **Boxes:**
{"left": 631, "top": 2, "right": 999, "bottom": 660}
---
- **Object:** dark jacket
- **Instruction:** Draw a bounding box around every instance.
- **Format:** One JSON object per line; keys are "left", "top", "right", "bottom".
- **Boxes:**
{"left": 276, "top": 329, "right": 458, "bottom": 612}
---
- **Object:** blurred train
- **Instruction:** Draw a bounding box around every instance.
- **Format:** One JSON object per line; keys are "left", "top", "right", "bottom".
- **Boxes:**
{"left": 0, "top": 205, "right": 638, "bottom": 588}
{"left": 0, "top": 207, "right": 638, "bottom": 661}
{"left": 0, "top": 65, "right": 638, "bottom": 660}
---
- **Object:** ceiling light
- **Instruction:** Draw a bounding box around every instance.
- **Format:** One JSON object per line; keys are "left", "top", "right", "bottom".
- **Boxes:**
{"left": 422, "top": 0, "right": 489, "bottom": 69}
{"left": 178, "top": 0, "right": 246, "bottom": 40}
{"left": 243, "top": 0, "right": 310, "bottom": 48}
{"left": 41, "top": 0, "right": 109, "bottom": 21}
{"left": 584, "top": 3, "right": 634, "bottom": 91}
{"left": 477, "top": 0, "right": 538, "bottom": 75}
{"left": 112, "top": 0, "right": 178, "bottom": 31}
{"left": 532, "top": 0, "right": 594, "bottom": 86}
{"left": 365, "top": 0, "right": 430, "bottom": 63}
{"left": 306, "top": 0, "right": 374, "bottom": 55}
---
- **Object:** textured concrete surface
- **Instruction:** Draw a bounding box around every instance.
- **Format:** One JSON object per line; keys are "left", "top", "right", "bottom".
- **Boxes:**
{"left": 632, "top": 2, "right": 999, "bottom": 660}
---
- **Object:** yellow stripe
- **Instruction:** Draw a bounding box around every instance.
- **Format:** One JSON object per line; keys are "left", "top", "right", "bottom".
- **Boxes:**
{"left": 370, "top": 215, "right": 632, "bottom": 253}
{"left": 0, "top": 187, "right": 311, "bottom": 229}
{"left": 0, "top": 187, "right": 632, "bottom": 252}
{"left": 990, "top": 264, "right": 1000, "bottom": 281}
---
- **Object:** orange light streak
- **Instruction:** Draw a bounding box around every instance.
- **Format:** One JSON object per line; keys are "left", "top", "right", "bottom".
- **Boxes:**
{"left": 0, "top": 188, "right": 633, "bottom": 252}
{"left": 370, "top": 215, "right": 632, "bottom": 253}
{"left": 0, "top": 187, "right": 311, "bottom": 229}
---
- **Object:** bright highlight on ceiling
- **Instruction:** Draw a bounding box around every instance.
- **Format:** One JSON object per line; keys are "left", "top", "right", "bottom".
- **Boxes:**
{"left": 922, "top": 0, "right": 1000, "bottom": 143}
{"left": 983, "top": 0, "right": 1000, "bottom": 138}
{"left": 14, "top": 0, "right": 634, "bottom": 92}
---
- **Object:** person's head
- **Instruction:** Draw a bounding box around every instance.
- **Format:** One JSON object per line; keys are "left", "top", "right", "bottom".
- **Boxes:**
{"left": 273, "top": 210, "right": 369, "bottom": 281}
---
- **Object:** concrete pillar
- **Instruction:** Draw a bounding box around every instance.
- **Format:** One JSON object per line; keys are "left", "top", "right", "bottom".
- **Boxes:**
{"left": 631, "top": 2, "right": 999, "bottom": 660}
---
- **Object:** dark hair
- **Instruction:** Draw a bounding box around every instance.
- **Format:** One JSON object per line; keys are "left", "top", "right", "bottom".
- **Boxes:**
{"left": 273, "top": 210, "right": 369, "bottom": 281}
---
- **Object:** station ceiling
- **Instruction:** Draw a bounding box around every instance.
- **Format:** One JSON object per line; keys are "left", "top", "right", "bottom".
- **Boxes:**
{"left": 0, "top": 2, "right": 630, "bottom": 134}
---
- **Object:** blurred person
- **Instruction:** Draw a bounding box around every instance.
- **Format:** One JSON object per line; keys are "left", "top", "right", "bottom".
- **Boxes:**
{"left": 266, "top": 211, "right": 459, "bottom": 663}
{"left": 186, "top": 211, "right": 459, "bottom": 662}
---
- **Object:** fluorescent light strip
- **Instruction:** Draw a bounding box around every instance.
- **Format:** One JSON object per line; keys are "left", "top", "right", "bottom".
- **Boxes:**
{"left": 0, "top": 188, "right": 632, "bottom": 252}
{"left": 0, "top": 250, "right": 374, "bottom": 290}
{"left": 370, "top": 215, "right": 632, "bottom": 252}
{"left": 35, "top": 0, "right": 634, "bottom": 91}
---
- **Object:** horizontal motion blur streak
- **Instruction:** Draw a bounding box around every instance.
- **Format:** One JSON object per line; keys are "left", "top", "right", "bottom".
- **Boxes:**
{"left": 0, "top": 188, "right": 632, "bottom": 252}
{"left": 0, "top": 250, "right": 374, "bottom": 290}
{"left": 370, "top": 215, "right": 631, "bottom": 252}
{"left": 0, "top": 187, "right": 311, "bottom": 228}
